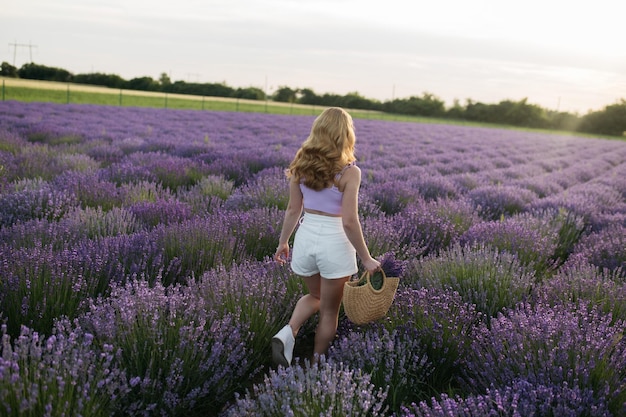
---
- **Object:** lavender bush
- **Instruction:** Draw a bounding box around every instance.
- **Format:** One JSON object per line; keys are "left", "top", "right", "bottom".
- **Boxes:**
{"left": 0, "top": 218, "right": 69, "bottom": 250}
{"left": 53, "top": 170, "right": 124, "bottom": 211}
{"left": 0, "top": 244, "right": 101, "bottom": 337}
{"left": 0, "top": 209, "right": 132, "bottom": 251}
{"left": 362, "top": 213, "right": 425, "bottom": 261}
{"left": 194, "top": 259, "right": 305, "bottom": 371}
{"left": 224, "top": 166, "right": 290, "bottom": 210}
{"left": 548, "top": 208, "right": 587, "bottom": 266}
{"left": 80, "top": 231, "right": 170, "bottom": 289}
{"left": 0, "top": 179, "right": 78, "bottom": 227}
{"left": 0, "top": 319, "right": 127, "bottom": 417}
{"left": 84, "top": 140, "right": 125, "bottom": 165}
{"left": 11, "top": 144, "right": 73, "bottom": 181}
{"left": 176, "top": 174, "right": 233, "bottom": 214}
{"left": 536, "top": 258, "right": 626, "bottom": 322}
{"left": 567, "top": 225, "right": 626, "bottom": 276}
{"left": 105, "top": 159, "right": 158, "bottom": 185}
{"left": 394, "top": 197, "right": 480, "bottom": 256}
{"left": 532, "top": 181, "right": 626, "bottom": 232}
{"left": 463, "top": 302, "right": 626, "bottom": 414}
{"left": 365, "top": 180, "right": 419, "bottom": 215}
{"left": 403, "top": 380, "right": 612, "bottom": 417}
{"left": 0, "top": 130, "right": 23, "bottom": 190}
{"left": 467, "top": 184, "right": 537, "bottom": 220}
{"left": 63, "top": 206, "right": 141, "bottom": 239}
{"left": 407, "top": 243, "right": 535, "bottom": 318}
{"left": 203, "top": 147, "right": 291, "bottom": 186}
{"left": 224, "top": 357, "right": 388, "bottom": 417}
{"left": 226, "top": 207, "right": 288, "bottom": 261}
{"left": 328, "top": 324, "right": 434, "bottom": 413}
{"left": 81, "top": 279, "right": 255, "bottom": 416}
{"left": 117, "top": 151, "right": 210, "bottom": 191}
{"left": 0, "top": 231, "right": 168, "bottom": 337}
{"left": 155, "top": 216, "right": 245, "bottom": 283}
{"left": 459, "top": 211, "right": 561, "bottom": 277}
{"left": 129, "top": 199, "right": 194, "bottom": 228}
{"left": 120, "top": 180, "right": 173, "bottom": 204}
{"left": 383, "top": 288, "right": 481, "bottom": 396}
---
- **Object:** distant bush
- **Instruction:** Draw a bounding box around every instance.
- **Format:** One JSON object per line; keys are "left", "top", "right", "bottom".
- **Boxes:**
{"left": 0, "top": 61, "right": 17, "bottom": 77}
{"left": 73, "top": 72, "right": 125, "bottom": 88}
{"left": 578, "top": 99, "right": 626, "bottom": 137}
{"left": 18, "top": 62, "right": 72, "bottom": 82}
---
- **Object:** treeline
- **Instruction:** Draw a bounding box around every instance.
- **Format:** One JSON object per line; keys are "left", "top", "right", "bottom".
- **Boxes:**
{"left": 2, "top": 62, "right": 625, "bottom": 137}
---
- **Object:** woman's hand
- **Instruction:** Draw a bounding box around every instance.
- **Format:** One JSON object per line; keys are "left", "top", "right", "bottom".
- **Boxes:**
{"left": 362, "top": 258, "right": 381, "bottom": 275}
{"left": 274, "top": 242, "right": 290, "bottom": 266}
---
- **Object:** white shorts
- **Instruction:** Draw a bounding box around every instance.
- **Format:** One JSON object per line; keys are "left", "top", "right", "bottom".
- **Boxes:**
{"left": 290, "top": 212, "right": 358, "bottom": 279}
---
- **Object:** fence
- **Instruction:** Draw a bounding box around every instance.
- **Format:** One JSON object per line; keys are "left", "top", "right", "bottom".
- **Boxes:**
{"left": 0, "top": 78, "right": 420, "bottom": 122}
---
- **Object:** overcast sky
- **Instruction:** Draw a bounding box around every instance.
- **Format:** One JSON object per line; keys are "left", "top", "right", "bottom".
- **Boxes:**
{"left": 2, "top": 0, "right": 625, "bottom": 113}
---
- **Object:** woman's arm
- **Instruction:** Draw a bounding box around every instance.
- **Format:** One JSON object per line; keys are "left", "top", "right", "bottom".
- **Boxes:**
{"left": 340, "top": 166, "right": 380, "bottom": 274}
{"left": 274, "top": 177, "right": 303, "bottom": 265}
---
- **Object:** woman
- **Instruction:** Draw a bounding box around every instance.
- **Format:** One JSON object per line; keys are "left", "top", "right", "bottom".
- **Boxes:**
{"left": 272, "top": 107, "right": 381, "bottom": 367}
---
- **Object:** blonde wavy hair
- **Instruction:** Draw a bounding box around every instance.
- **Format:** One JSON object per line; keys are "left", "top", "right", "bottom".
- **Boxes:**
{"left": 287, "top": 107, "right": 356, "bottom": 191}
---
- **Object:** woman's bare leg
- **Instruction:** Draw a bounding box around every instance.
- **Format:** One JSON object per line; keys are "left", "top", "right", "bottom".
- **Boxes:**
{"left": 288, "top": 274, "right": 321, "bottom": 337}
{"left": 313, "top": 276, "right": 349, "bottom": 359}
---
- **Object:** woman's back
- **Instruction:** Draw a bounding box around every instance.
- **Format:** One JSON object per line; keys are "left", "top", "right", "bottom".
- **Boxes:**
{"left": 300, "top": 162, "right": 355, "bottom": 216}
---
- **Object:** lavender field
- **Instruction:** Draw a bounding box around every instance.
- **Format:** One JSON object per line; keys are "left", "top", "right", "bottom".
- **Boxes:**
{"left": 1, "top": 101, "right": 625, "bottom": 416}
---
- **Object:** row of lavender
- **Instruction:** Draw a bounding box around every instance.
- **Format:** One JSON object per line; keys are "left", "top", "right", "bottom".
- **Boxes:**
{"left": 0, "top": 101, "right": 625, "bottom": 416}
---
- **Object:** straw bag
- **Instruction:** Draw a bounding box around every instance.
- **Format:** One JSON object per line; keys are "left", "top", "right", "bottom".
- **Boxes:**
{"left": 342, "top": 270, "right": 400, "bottom": 325}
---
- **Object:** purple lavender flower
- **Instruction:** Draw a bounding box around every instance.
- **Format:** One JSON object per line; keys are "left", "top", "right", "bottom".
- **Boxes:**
{"left": 328, "top": 324, "right": 433, "bottom": 412}
{"left": 53, "top": 170, "right": 124, "bottom": 211}
{"left": 467, "top": 184, "right": 537, "bottom": 220}
{"left": 380, "top": 287, "right": 481, "bottom": 397}
{"left": 393, "top": 197, "right": 480, "bottom": 256}
{"left": 362, "top": 213, "right": 425, "bottom": 260}
{"left": 459, "top": 211, "right": 561, "bottom": 276}
{"left": 566, "top": 225, "right": 626, "bottom": 276}
{"left": 402, "top": 379, "right": 612, "bottom": 417}
{"left": 80, "top": 279, "right": 255, "bottom": 415}
{"left": 531, "top": 182, "right": 626, "bottom": 232}
{"left": 463, "top": 302, "right": 626, "bottom": 414}
{"left": 407, "top": 243, "right": 535, "bottom": 318}
{"left": 119, "top": 180, "right": 173, "bottom": 203}
{"left": 364, "top": 180, "right": 420, "bottom": 215}
{"left": 224, "top": 357, "right": 388, "bottom": 416}
{"left": 0, "top": 319, "right": 128, "bottom": 417}
{"left": 0, "top": 230, "right": 168, "bottom": 337}
{"left": 129, "top": 199, "right": 194, "bottom": 228}
{"left": 536, "top": 257, "right": 626, "bottom": 322}
{"left": 0, "top": 179, "right": 79, "bottom": 227}
{"left": 62, "top": 206, "right": 141, "bottom": 239}
{"left": 193, "top": 258, "right": 303, "bottom": 369}
{"left": 224, "top": 166, "right": 290, "bottom": 211}
{"left": 176, "top": 175, "right": 233, "bottom": 214}
{"left": 377, "top": 251, "right": 408, "bottom": 278}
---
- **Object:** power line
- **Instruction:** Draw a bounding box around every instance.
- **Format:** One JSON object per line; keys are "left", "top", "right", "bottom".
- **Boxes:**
{"left": 9, "top": 41, "right": 38, "bottom": 66}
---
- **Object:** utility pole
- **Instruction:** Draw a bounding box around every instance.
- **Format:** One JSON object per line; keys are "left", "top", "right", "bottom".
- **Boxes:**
{"left": 9, "top": 41, "right": 38, "bottom": 66}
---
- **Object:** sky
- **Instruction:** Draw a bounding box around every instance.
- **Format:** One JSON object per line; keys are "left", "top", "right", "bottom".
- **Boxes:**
{"left": 2, "top": 0, "right": 625, "bottom": 114}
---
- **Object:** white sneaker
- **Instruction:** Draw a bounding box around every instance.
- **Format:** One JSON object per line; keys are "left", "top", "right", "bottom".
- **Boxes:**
{"left": 271, "top": 325, "right": 295, "bottom": 367}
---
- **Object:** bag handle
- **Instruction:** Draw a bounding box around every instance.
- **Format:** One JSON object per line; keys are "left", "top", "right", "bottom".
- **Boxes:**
{"left": 356, "top": 269, "right": 388, "bottom": 294}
